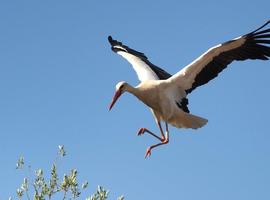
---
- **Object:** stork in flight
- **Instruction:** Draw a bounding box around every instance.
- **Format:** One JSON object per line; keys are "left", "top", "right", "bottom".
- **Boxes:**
{"left": 108, "top": 21, "right": 270, "bottom": 158}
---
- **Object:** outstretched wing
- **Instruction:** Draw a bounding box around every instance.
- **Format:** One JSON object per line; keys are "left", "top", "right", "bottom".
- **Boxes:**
{"left": 108, "top": 36, "right": 171, "bottom": 82}
{"left": 169, "top": 20, "right": 270, "bottom": 94}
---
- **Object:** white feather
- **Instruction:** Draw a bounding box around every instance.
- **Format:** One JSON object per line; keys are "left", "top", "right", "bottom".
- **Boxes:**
{"left": 117, "top": 51, "right": 159, "bottom": 82}
{"left": 113, "top": 45, "right": 127, "bottom": 52}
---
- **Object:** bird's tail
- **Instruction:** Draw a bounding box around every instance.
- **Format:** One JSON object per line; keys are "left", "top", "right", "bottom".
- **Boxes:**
{"left": 183, "top": 113, "right": 208, "bottom": 129}
{"left": 170, "top": 112, "right": 208, "bottom": 129}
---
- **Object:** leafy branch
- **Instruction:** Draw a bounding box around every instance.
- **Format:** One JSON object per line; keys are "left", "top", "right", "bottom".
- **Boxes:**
{"left": 10, "top": 146, "right": 124, "bottom": 200}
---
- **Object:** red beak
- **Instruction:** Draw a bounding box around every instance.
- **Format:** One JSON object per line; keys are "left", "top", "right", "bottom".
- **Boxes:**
{"left": 109, "top": 89, "right": 122, "bottom": 111}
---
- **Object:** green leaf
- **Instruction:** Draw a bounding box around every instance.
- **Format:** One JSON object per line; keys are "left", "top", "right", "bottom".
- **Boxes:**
{"left": 82, "top": 181, "right": 88, "bottom": 189}
{"left": 16, "top": 188, "right": 24, "bottom": 198}
{"left": 117, "top": 195, "right": 124, "bottom": 200}
{"left": 16, "top": 156, "right": 24, "bottom": 169}
{"left": 58, "top": 145, "right": 66, "bottom": 157}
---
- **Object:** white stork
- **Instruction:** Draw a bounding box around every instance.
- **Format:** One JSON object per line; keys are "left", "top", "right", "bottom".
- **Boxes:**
{"left": 108, "top": 21, "right": 270, "bottom": 158}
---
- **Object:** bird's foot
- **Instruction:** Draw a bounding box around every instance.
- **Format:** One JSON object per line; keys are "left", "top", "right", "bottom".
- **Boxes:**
{"left": 145, "top": 147, "right": 152, "bottom": 158}
{"left": 137, "top": 128, "right": 146, "bottom": 136}
{"left": 144, "top": 139, "right": 169, "bottom": 158}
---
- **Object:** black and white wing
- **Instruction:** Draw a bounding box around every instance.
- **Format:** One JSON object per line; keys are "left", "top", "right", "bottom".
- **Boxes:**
{"left": 108, "top": 36, "right": 171, "bottom": 82}
{"left": 169, "top": 20, "right": 270, "bottom": 94}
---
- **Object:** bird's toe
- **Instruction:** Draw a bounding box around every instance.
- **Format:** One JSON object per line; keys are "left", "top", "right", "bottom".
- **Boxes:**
{"left": 137, "top": 128, "right": 146, "bottom": 136}
{"left": 145, "top": 147, "right": 152, "bottom": 158}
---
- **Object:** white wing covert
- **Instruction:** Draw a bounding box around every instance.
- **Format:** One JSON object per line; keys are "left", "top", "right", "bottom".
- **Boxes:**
{"left": 108, "top": 36, "right": 171, "bottom": 82}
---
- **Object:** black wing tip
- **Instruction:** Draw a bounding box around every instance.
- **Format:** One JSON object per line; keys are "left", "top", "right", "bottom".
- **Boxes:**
{"left": 107, "top": 35, "right": 125, "bottom": 50}
{"left": 108, "top": 35, "right": 112, "bottom": 42}
{"left": 108, "top": 35, "right": 116, "bottom": 46}
{"left": 248, "top": 20, "right": 270, "bottom": 35}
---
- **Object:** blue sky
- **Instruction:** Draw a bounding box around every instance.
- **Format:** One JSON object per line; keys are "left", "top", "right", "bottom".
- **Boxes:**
{"left": 0, "top": 1, "right": 269, "bottom": 199}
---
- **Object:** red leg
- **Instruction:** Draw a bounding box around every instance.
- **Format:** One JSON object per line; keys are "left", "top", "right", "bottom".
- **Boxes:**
{"left": 145, "top": 123, "right": 169, "bottom": 158}
{"left": 137, "top": 128, "right": 163, "bottom": 141}
{"left": 137, "top": 122, "right": 165, "bottom": 142}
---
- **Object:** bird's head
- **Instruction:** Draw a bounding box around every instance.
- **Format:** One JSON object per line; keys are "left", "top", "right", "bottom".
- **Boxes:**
{"left": 109, "top": 81, "right": 128, "bottom": 110}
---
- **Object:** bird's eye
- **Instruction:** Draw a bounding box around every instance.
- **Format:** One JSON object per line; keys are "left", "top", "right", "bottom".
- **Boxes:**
{"left": 120, "top": 85, "right": 124, "bottom": 90}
